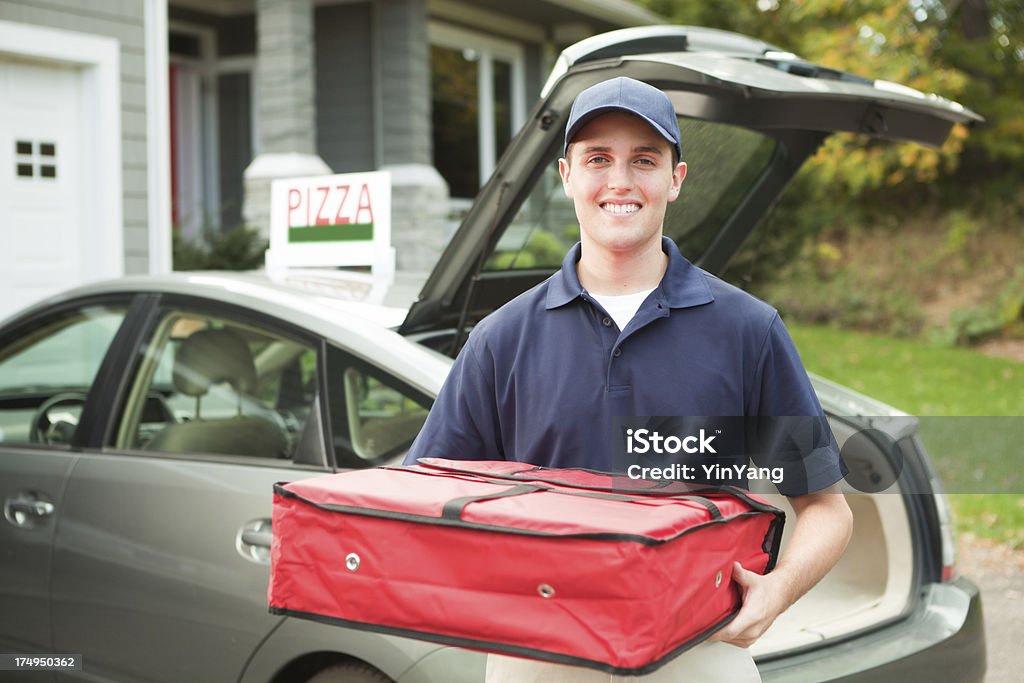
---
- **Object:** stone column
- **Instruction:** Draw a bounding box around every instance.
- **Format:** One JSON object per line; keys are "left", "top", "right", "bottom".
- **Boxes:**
{"left": 376, "top": 0, "right": 450, "bottom": 273}
{"left": 243, "top": 0, "right": 331, "bottom": 238}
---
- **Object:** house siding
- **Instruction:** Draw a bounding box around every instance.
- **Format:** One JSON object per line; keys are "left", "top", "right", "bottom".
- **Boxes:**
{"left": 315, "top": 1, "right": 375, "bottom": 173}
{"left": 0, "top": 0, "right": 149, "bottom": 274}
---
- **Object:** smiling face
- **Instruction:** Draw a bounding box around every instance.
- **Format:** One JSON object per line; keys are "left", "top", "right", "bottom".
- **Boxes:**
{"left": 559, "top": 110, "right": 686, "bottom": 259}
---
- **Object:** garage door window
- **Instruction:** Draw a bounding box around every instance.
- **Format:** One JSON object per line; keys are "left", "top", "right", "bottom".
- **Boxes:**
{"left": 14, "top": 139, "right": 58, "bottom": 180}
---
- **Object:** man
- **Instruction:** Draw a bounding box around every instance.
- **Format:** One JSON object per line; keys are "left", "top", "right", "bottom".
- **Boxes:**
{"left": 405, "top": 77, "right": 852, "bottom": 682}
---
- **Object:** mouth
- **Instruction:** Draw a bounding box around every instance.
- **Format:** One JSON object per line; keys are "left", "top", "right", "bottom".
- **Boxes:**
{"left": 600, "top": 202, "right": 641, "bottom": 215}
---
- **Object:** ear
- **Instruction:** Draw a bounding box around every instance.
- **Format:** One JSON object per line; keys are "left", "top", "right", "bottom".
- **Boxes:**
{"left": 667, "top": 161, "right": 687, "bottom": 202}
{"left": 558, "top": 157, "right": 573, "bottom": 199}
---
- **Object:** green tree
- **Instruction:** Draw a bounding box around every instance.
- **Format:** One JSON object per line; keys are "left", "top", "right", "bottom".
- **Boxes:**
{"left": 938, "top": 0, "right": 1024, "bottom": 179}
{"left": 638, "top": 0, "right": 1024, "bottom": 198}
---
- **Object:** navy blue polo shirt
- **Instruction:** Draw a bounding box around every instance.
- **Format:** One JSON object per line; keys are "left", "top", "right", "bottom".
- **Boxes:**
{"left": 405, "top": 237, "right": 845, "bottom": 495}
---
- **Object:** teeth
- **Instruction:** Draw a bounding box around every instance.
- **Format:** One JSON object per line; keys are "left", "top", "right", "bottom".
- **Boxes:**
{"left": 603, "top": 203, "right": 640, "bottom": 214}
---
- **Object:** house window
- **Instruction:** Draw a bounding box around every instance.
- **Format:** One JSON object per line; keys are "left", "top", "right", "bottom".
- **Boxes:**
{"left": 169, "top": 22, "right": 256, "bottom": 238}
{"left": 429, "top": 23, "right": 526, "bottom": 200}
{"left": 170, "top": 25, "right": 218, "bottom": 239}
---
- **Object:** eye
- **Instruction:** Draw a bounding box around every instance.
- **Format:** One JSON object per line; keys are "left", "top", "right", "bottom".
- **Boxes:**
{"left": 586, "top": 154, "right": 610, "bottom": 165}
{"left": 635, "top": 157, "right": 657, "bottom": 167}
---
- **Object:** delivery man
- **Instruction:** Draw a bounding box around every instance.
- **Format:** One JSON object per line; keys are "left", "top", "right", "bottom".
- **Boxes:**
{"left": 405, "top": 76, "right": 853, "bottom": 682}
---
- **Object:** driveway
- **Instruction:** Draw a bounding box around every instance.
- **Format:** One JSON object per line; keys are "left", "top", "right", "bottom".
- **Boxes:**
{"left": 957, "top": 533, "right": 1023, "bottom": 683}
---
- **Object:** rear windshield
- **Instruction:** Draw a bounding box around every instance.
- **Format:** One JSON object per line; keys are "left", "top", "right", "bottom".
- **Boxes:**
{"left": 485, "top": 116, "right": 778, "bottom": 271}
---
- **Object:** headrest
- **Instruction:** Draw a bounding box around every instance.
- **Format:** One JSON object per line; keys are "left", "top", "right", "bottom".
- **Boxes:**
{"left": 173, "top": 328, "right": 257, "bottom": 397}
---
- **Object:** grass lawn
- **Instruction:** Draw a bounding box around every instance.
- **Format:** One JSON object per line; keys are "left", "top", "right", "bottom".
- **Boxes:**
{"left": 788, "top": 323, "right": 1024, "bottom": 548}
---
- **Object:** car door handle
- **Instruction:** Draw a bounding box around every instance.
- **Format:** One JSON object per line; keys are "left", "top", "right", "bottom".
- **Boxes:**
{"left": 11, "top": 500, "right": 55, "bottom": 516}
{"left": 4, "top": 492, "right": 55, "bottom": 529}
{"left": 236, "top": 519, "right": 272, "bottom": 564}
{"left": 241, "top": 526, "right": 272, "bottom": 548}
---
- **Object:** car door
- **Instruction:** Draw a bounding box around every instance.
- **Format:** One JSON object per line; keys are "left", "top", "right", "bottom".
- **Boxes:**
{"left": 48, "top": 299, "right": 329, "bottom": 683}
{"left": 0, "top": 298, "right": 134, "bottom": 677}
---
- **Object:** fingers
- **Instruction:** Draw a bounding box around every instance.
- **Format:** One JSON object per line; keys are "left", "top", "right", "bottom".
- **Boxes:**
{"left": 731, "top": 561, "right": 755, "bottom": 589}
{"left": 713, "top": 609, "right": 764, "bottom": 648}
{"left": 710, "top": 563, "right": 776, "bottom": 648}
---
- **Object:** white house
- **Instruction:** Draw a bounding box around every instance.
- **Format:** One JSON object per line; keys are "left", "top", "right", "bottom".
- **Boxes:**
{"left": 0, "top": 0, "right": 663, "bottom": 320}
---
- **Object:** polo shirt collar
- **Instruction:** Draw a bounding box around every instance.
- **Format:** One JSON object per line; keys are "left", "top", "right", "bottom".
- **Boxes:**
{"left": 545, "top": 236, "right": 714, "bottom": 310}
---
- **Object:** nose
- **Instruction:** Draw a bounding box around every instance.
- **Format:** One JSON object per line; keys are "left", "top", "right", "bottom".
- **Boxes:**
{"left": 605, "top": 160, "right": 634, "bottom": 191}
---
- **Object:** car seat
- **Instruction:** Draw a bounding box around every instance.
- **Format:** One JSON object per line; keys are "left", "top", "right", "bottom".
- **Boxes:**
{"left": 146, "top": 328, "right": 288, "bottom": 458}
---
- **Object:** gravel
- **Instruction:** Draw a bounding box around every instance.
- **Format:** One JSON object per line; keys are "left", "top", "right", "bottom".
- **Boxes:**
{"left": 956, "top": 533, "right": 1024, "bottom": 683}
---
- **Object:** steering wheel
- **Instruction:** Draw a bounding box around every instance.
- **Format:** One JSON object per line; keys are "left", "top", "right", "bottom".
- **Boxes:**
{"left": 29, "top": 392, "right": 89, "bottom": 445}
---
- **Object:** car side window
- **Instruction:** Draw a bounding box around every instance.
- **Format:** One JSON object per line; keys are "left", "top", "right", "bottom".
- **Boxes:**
{"left": 115, "top": 310, "right": 320, "bottom": 463}
{"left": 326, "top": 345, "right": 431, "bottom": 468}
{"left": 0, "top": 305, "right": 127, "bottom": 446}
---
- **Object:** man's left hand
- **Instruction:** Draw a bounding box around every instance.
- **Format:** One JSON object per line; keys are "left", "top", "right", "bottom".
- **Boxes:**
{"left": 709, "top": 485, "right": 853, "bottom": 649}
{"left": 709, "top": 561, "right": 793, "bottom": 648}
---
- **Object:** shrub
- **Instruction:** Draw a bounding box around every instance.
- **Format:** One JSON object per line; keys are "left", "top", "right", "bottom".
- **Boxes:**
{"left": 173, "top": 225, "right": 268, "bottom": 271}
{"left": 751, "top": 238, "right": 927, "bottom": 337}
{"left": 948, "top": 267, "right": 1024, "bottom": 344}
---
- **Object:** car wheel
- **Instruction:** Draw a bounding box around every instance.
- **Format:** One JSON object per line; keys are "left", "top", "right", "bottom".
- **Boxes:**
{"left": 305, "top": 661, "right": 393, "bottom": 683}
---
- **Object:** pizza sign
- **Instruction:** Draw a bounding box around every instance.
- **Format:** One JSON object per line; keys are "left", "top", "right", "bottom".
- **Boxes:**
{"left": 267, "top": 171, "right": 393, "bottom": 273}
{"left": 286, "top": 182, "right": 375, "bottom": 242}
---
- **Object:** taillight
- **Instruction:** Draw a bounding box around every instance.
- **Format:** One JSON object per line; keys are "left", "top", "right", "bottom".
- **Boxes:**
{"left": 931, "top": 476, "right": 957, "bottom": 581}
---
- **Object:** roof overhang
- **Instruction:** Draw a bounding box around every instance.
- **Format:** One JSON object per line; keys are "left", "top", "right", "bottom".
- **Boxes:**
{"left": 428, "top": 0, "right": 664, "bottom": 41}
{"left": 543, "top": 0, "right": 664, "bottom": 26}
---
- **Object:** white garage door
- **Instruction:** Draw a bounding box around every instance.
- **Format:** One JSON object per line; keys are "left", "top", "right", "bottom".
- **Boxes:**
{"left": 0, "top": 57, "right": 89, "bottom": 321}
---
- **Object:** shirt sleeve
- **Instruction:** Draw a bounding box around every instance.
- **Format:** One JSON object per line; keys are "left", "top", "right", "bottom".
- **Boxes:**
{"left": 746, "top": 314, "right": 848, "bottom": 495}
{"left": 403, "top": 335, "right": 505, "bottom": 464}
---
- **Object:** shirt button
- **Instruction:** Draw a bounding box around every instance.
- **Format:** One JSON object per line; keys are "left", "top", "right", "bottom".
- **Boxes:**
{"left": 613, "top": 347, "right": 622, "bottom": 358}
{"left": 602, "top": 317, "right": 612, "bottom": 327}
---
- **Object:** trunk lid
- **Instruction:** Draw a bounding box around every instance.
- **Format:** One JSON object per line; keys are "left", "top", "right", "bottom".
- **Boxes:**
{"left": 400, "top": 25, "right": 981, "bottom": 337}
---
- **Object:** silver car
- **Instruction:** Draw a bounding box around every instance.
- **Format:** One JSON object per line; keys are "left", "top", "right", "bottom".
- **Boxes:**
{"left": 0, "top": 26, "right": 984, "bottom": 683}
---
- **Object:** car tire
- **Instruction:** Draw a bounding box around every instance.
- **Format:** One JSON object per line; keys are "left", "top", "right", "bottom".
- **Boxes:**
{"left": 305, "top": 661, "right": 393, "bottom": 683}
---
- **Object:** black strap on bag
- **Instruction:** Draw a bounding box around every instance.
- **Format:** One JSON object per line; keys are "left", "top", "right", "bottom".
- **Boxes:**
{"left": 420, "top": 469, "right": 725, "bottom": 521}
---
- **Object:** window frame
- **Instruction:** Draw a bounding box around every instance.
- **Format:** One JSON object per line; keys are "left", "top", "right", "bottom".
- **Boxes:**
{"left": 323, "top": 343, "right": 433, "bottom": 470}
{"left": 169, "top": 21, "right": 219, "bottom": 238}
{"left": 428, "top": 21, "right": 527, "bottom": 197}
{"left": 168, "top": 20, "right": 258, "bottom": 235}
{"left": 102, "top": 294, "right": 332, "bottom": 471}
{"left": 0, "top": 293, "right": 145, "bottom": 451}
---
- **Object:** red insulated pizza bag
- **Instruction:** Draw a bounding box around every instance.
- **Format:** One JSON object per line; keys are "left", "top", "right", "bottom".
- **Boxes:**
{"left": 267, "top": 458, "right": 784, "bottom": 675}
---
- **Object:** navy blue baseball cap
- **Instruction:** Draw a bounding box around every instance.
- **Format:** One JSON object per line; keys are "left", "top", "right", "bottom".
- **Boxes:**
{"left": 563, "top": 77, "right": 682, "bottom": 159}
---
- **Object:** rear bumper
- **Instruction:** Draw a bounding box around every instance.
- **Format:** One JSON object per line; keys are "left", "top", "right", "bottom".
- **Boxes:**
{"left": 758, "top": 577, "right": 985, "bottom": 682}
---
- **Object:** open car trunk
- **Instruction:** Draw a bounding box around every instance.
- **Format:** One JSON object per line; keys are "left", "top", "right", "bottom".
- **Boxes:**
{"left": 750, "top": 402, "right": 918, "bottom": 660}
{"left": 400, "top": 26, "right": 981, "bottom": 338}
{"left": 752, "top": 486, "right": 914, "bottom": 657}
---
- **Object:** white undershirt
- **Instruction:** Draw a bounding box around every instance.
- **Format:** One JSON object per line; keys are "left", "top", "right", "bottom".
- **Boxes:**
{"left": 590, "top": 287, "right": 656, "bottom": 331}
